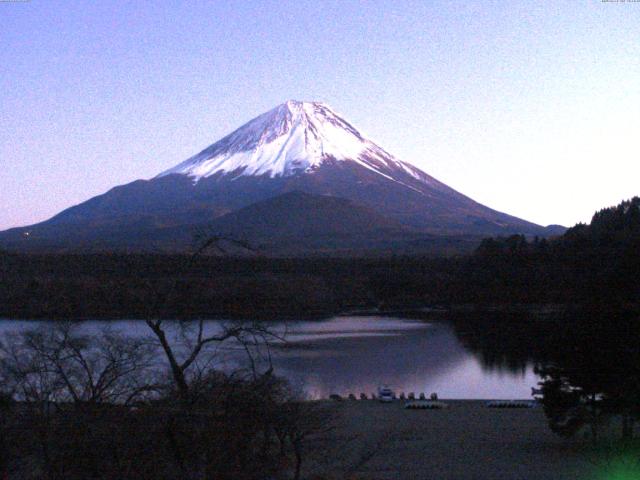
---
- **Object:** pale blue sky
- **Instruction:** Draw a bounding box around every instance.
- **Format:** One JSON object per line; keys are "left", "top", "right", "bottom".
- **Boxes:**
{"left": 1, "top": 0, "right": 639, "bottom": 230}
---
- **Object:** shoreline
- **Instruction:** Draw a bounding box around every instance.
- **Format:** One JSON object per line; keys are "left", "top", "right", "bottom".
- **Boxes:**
{"left": 0, "top": 302, "right": 577, "bottom": 322}
{"left": 303, "top": 399, "right": 611, "bottom": 479}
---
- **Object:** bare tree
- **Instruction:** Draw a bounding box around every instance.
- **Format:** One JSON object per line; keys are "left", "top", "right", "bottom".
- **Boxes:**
{"left": 141, "top": 236, "right": 282, "bottom": 401}
{"left": 144, "top": 318, "right": 281, "bottom": 401}
{"left": 0, "top": 323, "right": 159, "bottom": 478}
{"left": 0, "top": 322, "right": 157, "bottom": 406}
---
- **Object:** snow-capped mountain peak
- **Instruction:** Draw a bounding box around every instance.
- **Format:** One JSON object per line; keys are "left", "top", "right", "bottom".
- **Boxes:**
{"left": 158, "top": 100, "right": 426, "bottom": 182}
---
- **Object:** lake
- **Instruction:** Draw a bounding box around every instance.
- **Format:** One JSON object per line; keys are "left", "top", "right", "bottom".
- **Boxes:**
{"left": 0, "top": 315, "right": 540, "bottom": 400}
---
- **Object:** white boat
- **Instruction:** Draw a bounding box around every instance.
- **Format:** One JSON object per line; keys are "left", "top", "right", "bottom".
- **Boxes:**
{"left": 378, "top": 385, "right": 394, "bottom": 403}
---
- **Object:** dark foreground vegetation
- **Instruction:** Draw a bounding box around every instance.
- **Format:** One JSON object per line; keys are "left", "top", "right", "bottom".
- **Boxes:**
{"left": 0, "top": 321, "right": 334, "bottom": 479}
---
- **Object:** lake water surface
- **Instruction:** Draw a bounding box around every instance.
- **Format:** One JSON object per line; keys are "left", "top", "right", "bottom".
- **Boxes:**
{"left": 0, "top": 316, "right": 540, "bottom": 400}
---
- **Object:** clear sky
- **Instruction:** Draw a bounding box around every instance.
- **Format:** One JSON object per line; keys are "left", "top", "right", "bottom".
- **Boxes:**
{"left": 1, "top": 0, "right": 638, "bottom": 230}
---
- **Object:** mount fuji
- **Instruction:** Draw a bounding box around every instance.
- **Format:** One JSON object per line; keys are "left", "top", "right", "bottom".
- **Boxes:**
{"left": 0, "top": 100, "right": 562, "bottom": 254}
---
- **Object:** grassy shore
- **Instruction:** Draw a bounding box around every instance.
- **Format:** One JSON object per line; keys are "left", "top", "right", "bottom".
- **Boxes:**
{"left": 303, "top": 400, "right": 609, "bottom": 480}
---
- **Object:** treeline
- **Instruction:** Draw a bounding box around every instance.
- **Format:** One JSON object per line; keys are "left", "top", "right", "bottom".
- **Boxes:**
{"left": 0, "top": 253, "right": 457, "bottom": 320}
{"left": 464, "top": 196, "right": 640, "bottom": 307}
{"left": 1, "top": 197, "right": 639, "bottom": 320}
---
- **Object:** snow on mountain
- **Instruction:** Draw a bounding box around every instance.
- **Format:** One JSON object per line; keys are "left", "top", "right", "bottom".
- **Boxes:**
{"left": 158, "top": 100, "right": 429, "bottom": 185}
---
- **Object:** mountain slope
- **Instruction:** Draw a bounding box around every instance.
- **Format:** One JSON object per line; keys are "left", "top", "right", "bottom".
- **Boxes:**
{"left": 210, "top": 191, "right": 403, "bottom": 238}
{"left": 0, "top": 100, "right": 561, "bottom": 254}
{"left": 202, "top": 191, "right": 421, "bottom": 254}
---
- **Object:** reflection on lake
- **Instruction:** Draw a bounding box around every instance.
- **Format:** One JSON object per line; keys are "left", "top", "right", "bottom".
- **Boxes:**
{"left": 0, "top": 316, "right": 540, "bottom": 400}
